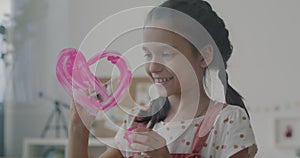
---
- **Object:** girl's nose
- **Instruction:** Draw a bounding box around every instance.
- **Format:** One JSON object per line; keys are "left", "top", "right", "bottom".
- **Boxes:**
{"left": 148, "top": 61, "right": 164, "bottom": 73}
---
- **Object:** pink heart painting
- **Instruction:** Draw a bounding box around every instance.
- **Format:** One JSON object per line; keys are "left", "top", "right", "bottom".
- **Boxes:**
{"left": 56, "top": 48, "right": 132, "bottom": 115}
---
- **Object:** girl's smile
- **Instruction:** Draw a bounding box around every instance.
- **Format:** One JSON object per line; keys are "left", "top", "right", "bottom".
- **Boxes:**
{"left": 143, "top": 28, "right": 205, "bottom": 96}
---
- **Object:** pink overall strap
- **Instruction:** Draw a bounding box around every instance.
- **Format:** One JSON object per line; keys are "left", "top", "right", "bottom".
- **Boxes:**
{"left": 191, "top": 102, "right": 227, "bottom": 153}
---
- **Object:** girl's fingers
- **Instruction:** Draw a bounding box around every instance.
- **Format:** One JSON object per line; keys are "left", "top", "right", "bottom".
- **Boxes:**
{"left": 132, "top": 153, "right": 149, "bottom": 158}
{"left": 129, "top": 133, "right": 157, "bottom": 148}
{"left": 88, "top": 87, "right": 96, "bottom": 96}
{"left": 130, "top": 143, "right": 154, "bottom": 152}
{"left": 87, "top": 87, "right": 103, "bottom": 101}
{"left": 96, "top": 93, "right": 103, "bottom": 101}
{"left": 129, "top": 128, "right": 167, "bottom": 150}
{"left": 70, "top": 94, "right": 96, "bottom": 128}
{"left": 133, "top": 127, "right": 166, "bottom": 145}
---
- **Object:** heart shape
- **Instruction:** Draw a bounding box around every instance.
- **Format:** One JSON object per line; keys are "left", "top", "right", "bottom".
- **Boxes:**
{"left": 56, "top": 48, "right": 132, "bottom": 114}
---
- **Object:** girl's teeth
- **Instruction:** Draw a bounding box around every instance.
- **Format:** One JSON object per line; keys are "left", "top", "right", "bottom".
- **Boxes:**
{"left": 156, "top": 77, "right": 172, "bottom": 83}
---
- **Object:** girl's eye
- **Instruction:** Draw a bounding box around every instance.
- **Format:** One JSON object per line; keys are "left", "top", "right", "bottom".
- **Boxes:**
{"left": 143, "top": 53, "right": 152, "bottom": 61}
{"left": 162, "top": 51, "right": 175, "bottom": 59}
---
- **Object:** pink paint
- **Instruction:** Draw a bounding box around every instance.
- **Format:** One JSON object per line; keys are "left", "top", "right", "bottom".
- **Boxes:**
{"left": 56, "top": 48, "right": 132, "bottom": 115}
{"left": 125, "top": 125, "right": 138, "bottom": 144}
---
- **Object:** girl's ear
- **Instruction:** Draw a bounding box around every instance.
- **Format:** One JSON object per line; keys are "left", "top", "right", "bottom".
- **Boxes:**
{"left": 199, "top": 44, "right": 214, "bottom": 68}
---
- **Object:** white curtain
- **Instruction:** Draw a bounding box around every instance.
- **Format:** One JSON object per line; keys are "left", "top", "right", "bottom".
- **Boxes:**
{"left": 0, "top": 59, "right": 5, "bottom": 103}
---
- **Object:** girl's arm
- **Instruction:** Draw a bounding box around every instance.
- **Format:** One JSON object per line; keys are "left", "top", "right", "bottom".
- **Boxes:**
{"left": 67, "top": 100, "right": 92, "bottom": 158}
{"left": 67, "top": 119, "right": 90, "bottom": 158}
{"left": 67, "top": 88, "right": 100, "bottom": 158}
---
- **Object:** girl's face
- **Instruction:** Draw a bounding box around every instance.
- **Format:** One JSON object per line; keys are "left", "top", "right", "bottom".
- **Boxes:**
{"left": 143, "top": 28, "right": 205, "bottom": 96}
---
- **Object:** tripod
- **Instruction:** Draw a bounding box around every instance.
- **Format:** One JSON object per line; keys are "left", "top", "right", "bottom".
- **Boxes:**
{"left": 39, "top": 92, "right": 69, "bottom": 138}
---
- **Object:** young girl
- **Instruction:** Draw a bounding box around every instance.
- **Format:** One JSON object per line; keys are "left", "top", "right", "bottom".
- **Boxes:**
{"left": 67, "top": 0, "right": 257, "bottom": 158}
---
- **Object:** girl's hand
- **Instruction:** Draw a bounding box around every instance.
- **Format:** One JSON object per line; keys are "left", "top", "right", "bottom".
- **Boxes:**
{"left": 129, "top": 127, "right": 171, "bottom": 158}
{"left": 70, "top": 87, "right": 99, "bottom": 133}
{"left": 70, "top": 100, "right": 95, "bottom": 132}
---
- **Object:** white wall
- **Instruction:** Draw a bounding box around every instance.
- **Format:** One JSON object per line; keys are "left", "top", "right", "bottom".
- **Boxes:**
{"left": 7, "top": 0, "right": 300, "bottom": 157}
{"left": 208, "top": 0, "right": 300, "bottom": 157}
{"left": 209, "top": 0, "right": 300, "bottom": 107}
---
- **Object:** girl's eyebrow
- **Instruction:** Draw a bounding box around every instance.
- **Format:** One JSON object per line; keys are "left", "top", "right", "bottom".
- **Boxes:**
{"left": 142, "top": 46, "right": 150, "bottom": 52}
{"left": 142, "top": 44, "right": 177, "bottom": 52}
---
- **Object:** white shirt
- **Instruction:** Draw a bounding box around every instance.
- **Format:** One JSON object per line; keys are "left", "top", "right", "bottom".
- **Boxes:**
{"left": 114, "top": 105, "right": 257, "bottom": 158}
